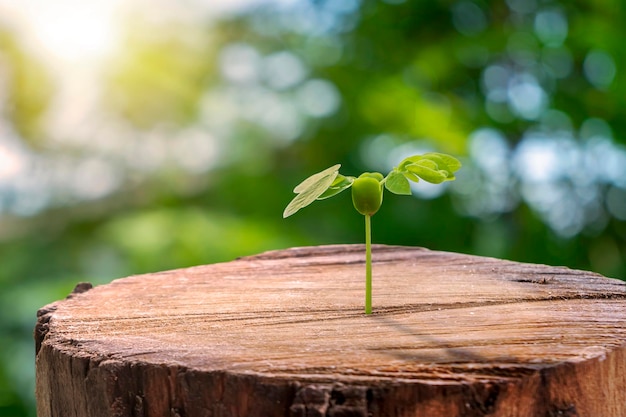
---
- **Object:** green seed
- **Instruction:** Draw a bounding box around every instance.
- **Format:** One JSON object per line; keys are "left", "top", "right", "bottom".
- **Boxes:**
{"left": 352, "top": 173, "right": 383, "bottom": 216}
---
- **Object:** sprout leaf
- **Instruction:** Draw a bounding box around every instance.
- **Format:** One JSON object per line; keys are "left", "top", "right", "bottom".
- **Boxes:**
{"left": 399, "top": 153, "right": 461, "bottom": 183}
{"left": 384, "top": 170, "right": 412, "bottom": 195}
{"left": 405, "top": 162, "right": 448, "bottom": 184}
{"left": 318, "top": 174, "right": 354, "bottom": 199}
{"left": 283, "top": 164, "right": 341, "bottom": 218}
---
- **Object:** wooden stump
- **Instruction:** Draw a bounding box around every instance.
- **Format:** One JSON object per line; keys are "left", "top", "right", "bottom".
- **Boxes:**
{"left": 35, "top": 244, "right": 626, "bottom": 417}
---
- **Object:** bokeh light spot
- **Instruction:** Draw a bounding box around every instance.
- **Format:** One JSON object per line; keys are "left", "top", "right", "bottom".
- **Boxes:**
{"left": 606, "top": 186, "right": 626, "bottom": 221}
{"left": 534, "top": 9, "right": 568, "bottom": 47}
{"left": 452, "top": 1, "right": 488, "bottom": 37}
{"left": 507, "top": 73, "right": 547, "bottom": 120}
{"left": 219, "top": 43, "right": 261, "bottom": 84}
{"left": 583, "top": 50, "right": 616, "bottom": 89}
{"left": 262, "top": 51, "right": 308, "bottom": 90}
{"left": 296, "top": 79, "right": 341, "bottom": 118}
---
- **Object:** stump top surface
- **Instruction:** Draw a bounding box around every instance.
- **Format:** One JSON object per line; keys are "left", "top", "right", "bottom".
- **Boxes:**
{"left": 39, "top": 244, "right": 626, "bottom": 384}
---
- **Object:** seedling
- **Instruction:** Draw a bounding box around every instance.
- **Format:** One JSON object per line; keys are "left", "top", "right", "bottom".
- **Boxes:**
{"left": 283, "top": 152, "right": 461, "bottom": 314}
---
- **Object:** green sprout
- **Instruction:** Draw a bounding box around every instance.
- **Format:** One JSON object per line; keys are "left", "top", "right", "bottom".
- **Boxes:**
{"left": 283, "top": 152, "right": 461, "bottom": 314}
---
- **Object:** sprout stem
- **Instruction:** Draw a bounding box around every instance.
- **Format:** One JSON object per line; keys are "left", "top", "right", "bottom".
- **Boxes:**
{"left": 365, "top": 214, "right": 372, "bottom": 314}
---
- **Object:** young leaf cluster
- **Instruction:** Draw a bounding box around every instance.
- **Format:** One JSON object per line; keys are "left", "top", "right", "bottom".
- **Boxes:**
{"left": 283, "top": 153, "right": 461, "bottom": 218}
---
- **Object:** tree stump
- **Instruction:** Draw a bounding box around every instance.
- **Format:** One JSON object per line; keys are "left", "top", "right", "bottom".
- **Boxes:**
{"left": 35, "top": 244, "right": 626, "bottom": 417}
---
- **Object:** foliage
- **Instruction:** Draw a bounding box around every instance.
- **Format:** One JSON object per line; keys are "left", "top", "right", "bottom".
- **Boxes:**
{"left": 284, "top": 153, "right": 461, "bottom": 218}
{"left": 284, "top": 153, "right": 460, "bottom": 313}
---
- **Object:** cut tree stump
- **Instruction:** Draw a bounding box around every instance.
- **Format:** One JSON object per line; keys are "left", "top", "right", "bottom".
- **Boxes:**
{"left": 35, "top": 244, "right": 626, "bottom": 417}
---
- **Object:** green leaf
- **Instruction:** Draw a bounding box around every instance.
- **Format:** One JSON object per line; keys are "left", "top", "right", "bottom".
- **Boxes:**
{"left": 403, "top": 170, "right": 420, "bottom": 183}
{"left": 318, "top": 174, "right": 354, "bottom": 199}
{"left": 283, "top": 164, "right": 341, "bottom": 218}
{"left": 399, "top": 153, "right": 462, "bottom": 182}
{"left": 419, "top": 154, "right": 455, "bottom": 180}
{"left": 384, "top": 170, "right": 412, "bottom": 195}
{"left": 405, "top": 161, "right": 448, "bottom": 184}
{"left": 423, "top": 152, "right": 462, "bottom": 173}
{"left": 415, "top": 158, "right": 438, "bottom": 170}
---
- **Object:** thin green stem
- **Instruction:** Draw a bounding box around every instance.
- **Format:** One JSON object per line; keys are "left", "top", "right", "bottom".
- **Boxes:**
{"left": 365, "top": 214, "right": 372, "bottom": 314}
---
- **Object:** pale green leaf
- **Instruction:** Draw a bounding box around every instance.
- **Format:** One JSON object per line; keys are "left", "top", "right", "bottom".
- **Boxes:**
{"left": 318, "top": 175, "right": 354, "bottom": 199}
{"left": 283, "top": 164, "right": 341, "bottom": 218}
{"left": 384, "top": 171, "right": 412, "bottom": 195}
{"left": 293, "top": 164, "right": 341, "bottom": 193}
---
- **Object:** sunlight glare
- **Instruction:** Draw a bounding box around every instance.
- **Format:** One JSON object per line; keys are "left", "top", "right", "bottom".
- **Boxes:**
{"left": 0, "top": 144, "right": 24, "bottom": 181}
{"left": 0, "top": 0, "right": 121, "bottom": 65}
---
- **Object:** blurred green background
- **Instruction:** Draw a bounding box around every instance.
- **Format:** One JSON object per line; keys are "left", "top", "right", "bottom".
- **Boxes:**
{"left": 0, "top": 0, "right": 625, "bottom": 415}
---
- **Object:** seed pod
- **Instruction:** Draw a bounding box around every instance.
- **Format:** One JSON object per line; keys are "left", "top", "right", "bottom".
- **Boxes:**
{"left": 352, "top": 173, "right": 383, "bottom": 216}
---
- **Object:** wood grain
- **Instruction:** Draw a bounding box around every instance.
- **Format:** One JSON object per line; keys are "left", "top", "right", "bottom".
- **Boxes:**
{"left": 35, "top": 244, "right": 626, "bottom": 417}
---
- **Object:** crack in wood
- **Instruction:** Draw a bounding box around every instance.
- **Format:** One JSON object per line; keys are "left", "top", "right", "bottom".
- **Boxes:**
{"left": 289, "top": 384, "right": 369, "bottom": 417}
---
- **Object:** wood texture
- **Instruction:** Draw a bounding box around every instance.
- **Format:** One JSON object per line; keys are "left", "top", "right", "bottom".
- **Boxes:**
{"left": 35, "top": 244, "right": 626, "bottom": 417}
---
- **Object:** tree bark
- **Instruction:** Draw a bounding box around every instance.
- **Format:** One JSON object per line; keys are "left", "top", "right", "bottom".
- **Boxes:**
{"left": 35, "top": 244, "right": 626, "bottom": 417}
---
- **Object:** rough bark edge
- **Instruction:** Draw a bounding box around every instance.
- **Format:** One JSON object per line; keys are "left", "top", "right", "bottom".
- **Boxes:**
{"left": 34, "top": 282, "right": 93, "bottom": 355}
{"left": 40, "top": 337, "right": 626, "bottom": 417}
